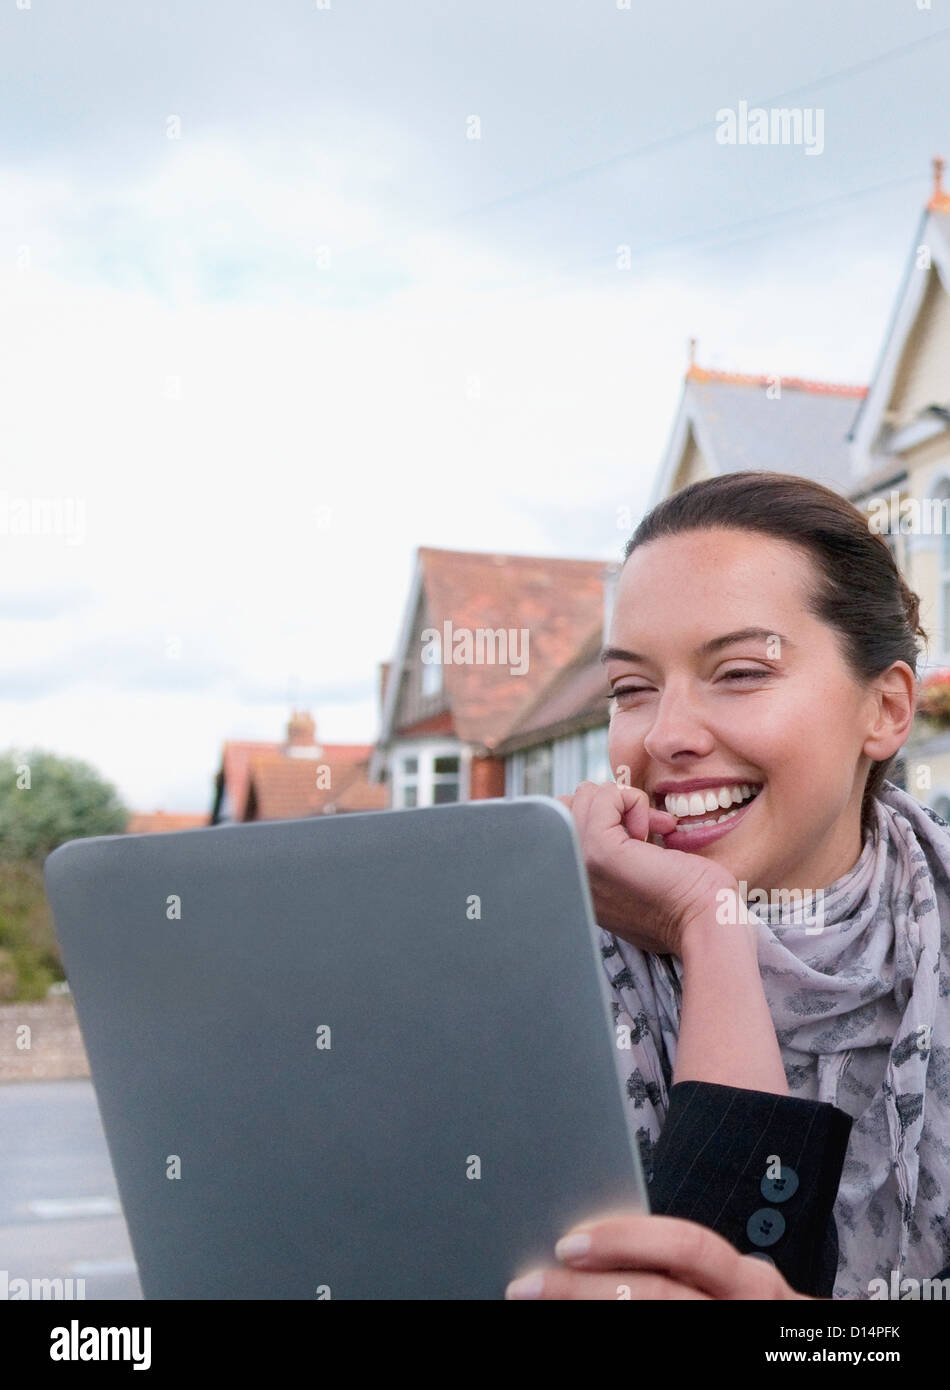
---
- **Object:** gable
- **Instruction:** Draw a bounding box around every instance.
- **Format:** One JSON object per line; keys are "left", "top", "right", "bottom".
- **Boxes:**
{"left": 392, "top": 587, "right": 451, "bottom": 734}
{"left": 669, "top": 423, "right": 711, "bottom": 494}
{"left": 887, "top": 264, "right": 950, "bottom": 429}
{"left": 849, "top": 204, "right": 950, "bottom": 469}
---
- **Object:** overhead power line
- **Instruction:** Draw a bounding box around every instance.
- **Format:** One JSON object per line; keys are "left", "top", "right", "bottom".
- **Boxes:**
{"left": 449, "top": 24, "right": 950, "bottom": 224}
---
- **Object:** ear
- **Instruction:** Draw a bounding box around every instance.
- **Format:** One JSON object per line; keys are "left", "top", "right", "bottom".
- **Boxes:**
{"left": 862, "top": 661, "right": 916, "bottom": 762}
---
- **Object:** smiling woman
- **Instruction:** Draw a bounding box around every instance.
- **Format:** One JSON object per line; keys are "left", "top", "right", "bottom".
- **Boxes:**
{"left": 533, "top": 470, "right": 950, "bottom": 1303}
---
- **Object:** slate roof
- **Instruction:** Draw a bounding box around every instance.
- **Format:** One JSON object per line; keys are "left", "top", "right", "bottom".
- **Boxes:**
{"left": 680, "top": 369, "right": 867, "bottom": 496}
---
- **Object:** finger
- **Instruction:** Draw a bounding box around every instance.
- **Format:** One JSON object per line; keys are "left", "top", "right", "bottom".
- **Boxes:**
{"left": 587, "top": 781, "right": 649, "bottom": 842}
{"left": 619, "top": 794, "right": 677, "bottom": 841}
{"left": 505, "top": 1264, "right": 711, "bottom": 1301}
{"left": 568, "top": 780, "right": 602, "bottom": 842}
{"left": 555, "top": 1212, "right": 791, "bottom": 1301}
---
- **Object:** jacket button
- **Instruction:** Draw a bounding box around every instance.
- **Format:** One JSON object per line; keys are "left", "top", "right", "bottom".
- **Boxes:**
{"left": 747, "top": 1208, "right": 786, "bottom": 1247}
{"left": 760, "top": 1166, "right": 799, "bottom": 1203}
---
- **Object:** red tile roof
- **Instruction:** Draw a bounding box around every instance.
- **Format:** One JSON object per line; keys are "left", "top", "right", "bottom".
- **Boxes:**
{"left": 218, "top": 740, "right": 280, "bottom": 822}
{"left": 496, "top": 624, "right": 609, "bottom": 749}
{"left": 684, "top": 364, "right": 866, "bottom": 397}
{"left": 415, "top": 547, "right": 609, "bottom": 749}
{"left": 244, "top": 746, "right": 385, "bottom": 820}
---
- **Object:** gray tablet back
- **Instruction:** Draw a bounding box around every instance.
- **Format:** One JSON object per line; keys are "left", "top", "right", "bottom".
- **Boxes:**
{"left": 43, "top": 795, "right": 648, "bottom": 1299}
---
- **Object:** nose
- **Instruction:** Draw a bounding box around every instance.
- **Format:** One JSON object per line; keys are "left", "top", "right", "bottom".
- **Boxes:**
{"left": 640, "top": 681, "right": 717, "bottom": 766}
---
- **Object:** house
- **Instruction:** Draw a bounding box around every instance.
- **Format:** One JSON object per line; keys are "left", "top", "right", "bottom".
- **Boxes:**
{"left": 372, "top": 159, "right": 950, "bottom": 814}
{"left": 845, "top": 156, "right": 950, "bottom": 815}
{"left": 649, "top": 342, "right": 866, "bottom": 506}
{"left": 649, "top": 157, "right": 950, "bottom": 812}
{"left": 211, "top": 710, "right": 386, "bottom": 822}
{"left": 370, "top": 547, "right": 615, "bottom": 804}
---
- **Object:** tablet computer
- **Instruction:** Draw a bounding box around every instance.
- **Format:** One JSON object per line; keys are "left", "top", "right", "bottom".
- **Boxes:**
{"left": 43, "top": 795, "right": 648, "bottom": 1299}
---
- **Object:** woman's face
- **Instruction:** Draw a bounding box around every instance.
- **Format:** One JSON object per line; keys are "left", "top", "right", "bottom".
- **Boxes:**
{"left": 604, "top": 527, "right": 894, "bottom": 894}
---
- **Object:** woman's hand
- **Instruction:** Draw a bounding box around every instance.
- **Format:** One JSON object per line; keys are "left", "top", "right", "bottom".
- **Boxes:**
{"left": 558, "top": 781, "right": 739, "bottom": 956}
{"left": 505, "top": 1211, "right": 812, "bottom": 1301}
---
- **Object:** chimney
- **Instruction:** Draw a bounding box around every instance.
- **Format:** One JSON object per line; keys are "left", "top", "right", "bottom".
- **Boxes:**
{"left": 378, "top": 661, "right": 391, "bottom": 719}
{"left": 284, "top": 710, "right": 322, "bottom": 758}
{"left": 928, "top": 155, "right": 950, "bottom": 213}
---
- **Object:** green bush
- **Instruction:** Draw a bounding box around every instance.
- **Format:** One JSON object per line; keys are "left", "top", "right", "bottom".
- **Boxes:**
{"left": 0, "top": 859, "right": 63, "bottom": 1001}
{"left": 0, "top": 748, "right": 128, "bottom": 865}
{"left": 0, "top": 748, "right": 130, "bottom": 1000}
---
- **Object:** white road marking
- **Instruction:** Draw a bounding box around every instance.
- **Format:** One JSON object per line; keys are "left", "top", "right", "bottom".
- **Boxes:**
{"left": 27, "top": 1196, "right": 121, "bottom": 1219}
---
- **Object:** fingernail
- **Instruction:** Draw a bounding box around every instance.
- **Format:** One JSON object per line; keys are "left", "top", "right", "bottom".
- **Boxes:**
{"left": 505, "top": 1271, "right": 545, "bottom": 1299}
{"left": 555, "top": 1232, "right": 592, "bottom": 1261}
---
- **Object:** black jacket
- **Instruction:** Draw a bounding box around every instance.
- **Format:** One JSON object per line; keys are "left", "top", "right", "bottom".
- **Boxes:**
{"left": 647, "top": 1080, "right": 950, "bottom": 1297}
{"left": 646, "top": 1080, "right": 852, "bottom": 1298}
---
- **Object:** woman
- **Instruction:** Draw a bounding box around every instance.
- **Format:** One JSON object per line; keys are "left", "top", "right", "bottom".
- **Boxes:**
{"left": 506, "top": 470, "right": 950, "bottom": 1300}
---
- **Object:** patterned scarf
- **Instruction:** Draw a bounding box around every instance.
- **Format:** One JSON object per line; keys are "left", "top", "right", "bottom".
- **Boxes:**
{"left": 599, "top": 780, "right": 950, "bottom": 1299}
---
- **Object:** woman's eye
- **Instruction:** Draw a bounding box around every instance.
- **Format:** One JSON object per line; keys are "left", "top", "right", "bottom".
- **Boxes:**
{"left": 608, "top": 670, "right": 768, "bottom": 702}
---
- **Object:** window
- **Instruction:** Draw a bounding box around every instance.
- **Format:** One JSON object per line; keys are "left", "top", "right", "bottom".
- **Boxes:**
{"left": 432, "top": 754, "right": 459, "bottom": 802}
{"left": 581, "top": 726, "right": 610, "bottom": 783}
{"left": 397, "top": 755, "right": 418, "bottom": 807}
{"left": 392, "top": 746, "right": 463, "bottom": 807}
{"left": 523, "top": 744, "right": 553, "bottom": 796}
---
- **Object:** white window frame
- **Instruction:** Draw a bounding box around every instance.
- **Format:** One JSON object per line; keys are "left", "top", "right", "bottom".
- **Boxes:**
{"left": 505, "top": 725, "right": 611, "bottom": 798}
{"left": 391, "top": 741, "right": 466, "bottom": 808}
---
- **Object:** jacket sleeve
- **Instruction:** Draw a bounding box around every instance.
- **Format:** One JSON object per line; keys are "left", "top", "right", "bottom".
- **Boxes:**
{"left": 647, "top": 1079, "right": 853, "bottom": 1299}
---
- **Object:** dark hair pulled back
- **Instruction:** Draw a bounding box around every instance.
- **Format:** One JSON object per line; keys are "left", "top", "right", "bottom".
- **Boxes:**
{"left": 623, "top": 471, "right": 927, "bottom": 838}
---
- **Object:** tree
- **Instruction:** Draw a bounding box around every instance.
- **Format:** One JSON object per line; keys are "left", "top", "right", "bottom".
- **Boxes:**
{"left": 0, "top": 748, "right": 129, "bottom": 865}
{"left": 0, "top": 749, "right": 130, "bottom": 1000}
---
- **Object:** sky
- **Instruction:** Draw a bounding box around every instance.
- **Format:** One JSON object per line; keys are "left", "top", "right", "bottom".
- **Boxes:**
{"left": 2, "top": 0, "right": 949, "bottom": 813}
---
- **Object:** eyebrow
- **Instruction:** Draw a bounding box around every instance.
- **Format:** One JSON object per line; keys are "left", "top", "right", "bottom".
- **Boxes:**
{"left": 600, "top": 628, "right": 794, "bottom": 665}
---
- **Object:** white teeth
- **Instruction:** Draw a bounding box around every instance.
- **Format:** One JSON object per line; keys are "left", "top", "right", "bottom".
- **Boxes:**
{"left": 675, "top": 807, "right": 740, "bottom": 832}
{"left": 664, "top": 783, "right": 761, "bottom": 817}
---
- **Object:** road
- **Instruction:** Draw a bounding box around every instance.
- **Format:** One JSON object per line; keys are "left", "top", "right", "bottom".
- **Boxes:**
{"left": 0, "top": 1079, "right": 142, "bottom": 1299}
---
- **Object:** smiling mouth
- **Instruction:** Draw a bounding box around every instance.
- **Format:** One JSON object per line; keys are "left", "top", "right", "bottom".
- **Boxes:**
{"left": 656, "top": 778, "right": 762, "bottom": 828}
